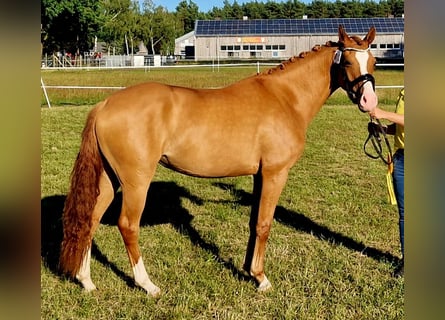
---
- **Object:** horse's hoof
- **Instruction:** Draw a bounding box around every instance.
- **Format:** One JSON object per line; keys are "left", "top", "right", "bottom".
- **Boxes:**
{"left": 83, "top": 284, "right": 97, "bottom": 292}
{"left": 147, "top": 286, "right": 161, "bottom": 298}
{"left": 257, "top": 276, "right": 272, "bottom": 292}
{"left": 77, "top": 276, "right": 97, "bottom": 292}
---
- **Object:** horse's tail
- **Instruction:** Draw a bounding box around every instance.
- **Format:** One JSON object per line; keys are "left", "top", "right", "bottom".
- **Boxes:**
{"left": 59, "top": 104, "right": 104, "bottom": 277}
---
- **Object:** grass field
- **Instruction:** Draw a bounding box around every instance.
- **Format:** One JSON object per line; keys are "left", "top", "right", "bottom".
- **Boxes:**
{"left": 41, "top": 66, "right": 404, "bottom": 319}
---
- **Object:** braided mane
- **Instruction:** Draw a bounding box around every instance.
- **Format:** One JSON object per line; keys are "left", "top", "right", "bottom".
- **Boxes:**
{"left": 259, "top": 41, "right": 341, "bottom": 76}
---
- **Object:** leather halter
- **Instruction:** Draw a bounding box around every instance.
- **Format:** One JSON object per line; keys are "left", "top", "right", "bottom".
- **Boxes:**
{"left": 333, "top": 47, "right": 375, "bottom": 112}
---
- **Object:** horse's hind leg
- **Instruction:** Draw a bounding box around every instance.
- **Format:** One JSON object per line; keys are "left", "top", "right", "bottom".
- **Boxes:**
{"left": 118, "top": 170, "right": 160, "bottom": 297}
{"left": 76, "top": 171, "right": 115, "bottom": 291}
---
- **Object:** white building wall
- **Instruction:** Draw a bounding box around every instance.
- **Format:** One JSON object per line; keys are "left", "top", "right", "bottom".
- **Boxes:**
{"left": 174, "top": 31, "right": 196, "bottom": 57}
{"left": 194, "top": 33, "right": 403, "bottom": 61}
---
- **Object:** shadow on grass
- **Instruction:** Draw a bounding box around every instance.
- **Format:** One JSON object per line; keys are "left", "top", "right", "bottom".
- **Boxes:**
{"left": 213, "top": 182, "right": 400, "bottom": 265}
{"left": 41, "top": 181, "right": 252, "bottom": 287}
{"left": 41, "top": 180, "right": 399, "bottom": 288}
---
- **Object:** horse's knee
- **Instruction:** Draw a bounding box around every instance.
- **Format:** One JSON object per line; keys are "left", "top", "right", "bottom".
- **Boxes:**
{"left": 256, "top": 222, "right": 271, "bottom": 241}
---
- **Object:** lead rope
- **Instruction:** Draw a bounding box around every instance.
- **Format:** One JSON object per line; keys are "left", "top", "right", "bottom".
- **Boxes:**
{"left": 363, "top": 117, "right": 393, "bottom": 165}
{"left": 363, "top": 117, "right": 397, "bottom": 204}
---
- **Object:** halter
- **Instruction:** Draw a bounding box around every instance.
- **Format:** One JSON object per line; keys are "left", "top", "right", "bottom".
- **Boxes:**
{"left": 333, "top": 47, "right": 376, "bottom": 112}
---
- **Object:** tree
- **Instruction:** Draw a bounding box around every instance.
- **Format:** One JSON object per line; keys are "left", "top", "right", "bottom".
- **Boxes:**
{"left": 326, "top": 1, "right": 342, "bottom": 18}
{"left": 241, "top": 1, "right": 263, "bottom": 19}
{"left": 41, "top": 0, "right": 101, "bottom": 55}
{"left": 98, "top": 0, "right": 140, "bottom": 55}
{"left": 387, "top": 0, "right": 405, "bottom": 16}
{"left": 139, "top": 1, "right": 176, "bottom": 55}
{"left": 282, "top": 0, "right": 306, "bottom": 19}
{"left": 176, "top": 0, "right": 201, "bottom": 34}
{"left": 362, "top": 0, "right": 380, "bottom": 17}
{"left": 377, "top": 0, "right": 392, "bottom": 17}
{"left": 264, "top": 0, "right": 285, "bottom": 19}
{"left": 307, "top": 0, "right": 327, "bottom": 18}
{"left": 231, "top": 1, "right": 244, "bottom": 19}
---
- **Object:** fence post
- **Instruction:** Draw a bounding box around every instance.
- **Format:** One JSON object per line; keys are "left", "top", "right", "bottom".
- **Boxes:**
{"left": 41, "top": 77, "right": 51, "bottom": 108}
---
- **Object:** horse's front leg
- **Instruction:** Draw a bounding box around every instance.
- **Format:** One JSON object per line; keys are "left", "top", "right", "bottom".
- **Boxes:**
{"left": 245, "top": 169, "right": 289, "bottom": 291}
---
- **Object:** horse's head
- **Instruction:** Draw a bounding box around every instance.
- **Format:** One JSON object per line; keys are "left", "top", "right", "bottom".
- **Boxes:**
{"left": 332, "top": 25, "right": 377, "bottom": 112}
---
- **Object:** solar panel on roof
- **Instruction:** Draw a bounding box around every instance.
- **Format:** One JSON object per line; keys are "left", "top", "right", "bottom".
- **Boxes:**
{"left": 195, "top": 18, "right": 403, "bottom": 36}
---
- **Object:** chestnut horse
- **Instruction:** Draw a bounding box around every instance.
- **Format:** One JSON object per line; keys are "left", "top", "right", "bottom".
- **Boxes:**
{"left": 60, "top": 26, "right": 377, "bottom": 296}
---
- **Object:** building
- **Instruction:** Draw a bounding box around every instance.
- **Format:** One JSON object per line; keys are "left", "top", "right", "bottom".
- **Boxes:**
{"left": 174, "top": 31, "right": 195, "bottom": 59}
{"left": 175, "top": 17, "right": 404, "bottom": 62}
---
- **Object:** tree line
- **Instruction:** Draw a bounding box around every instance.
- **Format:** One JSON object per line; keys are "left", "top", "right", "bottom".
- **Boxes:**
{"left": 41, "top": 0, "right": 404, "bottom": 57}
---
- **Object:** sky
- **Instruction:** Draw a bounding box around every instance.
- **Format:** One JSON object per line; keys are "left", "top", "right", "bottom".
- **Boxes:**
{"left": 148, "top": 0, "right": 314, "bottom": 13}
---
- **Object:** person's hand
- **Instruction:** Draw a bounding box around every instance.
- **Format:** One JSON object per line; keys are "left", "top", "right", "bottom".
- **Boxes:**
{"left": 369, "top": 107, "right": 382, "bottom": 119}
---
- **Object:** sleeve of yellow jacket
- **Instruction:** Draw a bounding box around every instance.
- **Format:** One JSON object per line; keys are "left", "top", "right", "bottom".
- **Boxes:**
{"left": 394, "top": 88, "right": 404, "bottom": 151}
{"left": 386, "top": 88, "right": 404, "bottom": 205}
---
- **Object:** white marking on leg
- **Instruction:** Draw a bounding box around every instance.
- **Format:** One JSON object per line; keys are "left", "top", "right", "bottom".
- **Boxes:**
{"left": 132, "top": 257, "right": 161, "bottom": 297}
{"left": 257, "top": 275, "right": 272, "bottom": 292}
{"left": 75, "top": 247, "right": 97, "bottom": 292}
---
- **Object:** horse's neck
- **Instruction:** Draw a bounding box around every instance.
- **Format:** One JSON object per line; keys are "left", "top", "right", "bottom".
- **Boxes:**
{"left": 264, "top": 47, "right": 336, "bottom": 125}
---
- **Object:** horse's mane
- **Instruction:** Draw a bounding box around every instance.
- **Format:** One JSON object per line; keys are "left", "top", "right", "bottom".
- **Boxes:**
{"left": 259, "top": 40, "right": 341, "bottom": 76}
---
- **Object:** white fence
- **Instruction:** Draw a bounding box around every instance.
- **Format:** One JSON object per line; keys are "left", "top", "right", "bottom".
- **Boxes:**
{"left": 41, "top": 54, "right": 174, "bottom": 69}
{"left": 41, "top": 62, "right": 403, "bottom": 108}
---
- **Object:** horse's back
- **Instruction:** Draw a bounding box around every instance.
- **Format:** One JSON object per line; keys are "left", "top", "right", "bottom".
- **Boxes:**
{"left": 94, "top": 80, "right": 305, "bottom": 178}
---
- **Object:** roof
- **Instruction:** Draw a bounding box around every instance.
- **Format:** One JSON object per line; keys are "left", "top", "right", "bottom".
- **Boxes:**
{"left": 175, "top": 31, "right": 195, "bottom": 44}
{"left": 195, "top": 17, "right": 404, "bottom": 36}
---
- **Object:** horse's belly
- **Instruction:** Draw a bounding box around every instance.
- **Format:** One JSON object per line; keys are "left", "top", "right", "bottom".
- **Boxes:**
{"left": 159, "top": 151, "right": 260, "bottom": 178}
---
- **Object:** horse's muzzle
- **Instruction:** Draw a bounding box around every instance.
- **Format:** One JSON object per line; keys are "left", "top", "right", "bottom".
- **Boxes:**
{"left": 346, "top": 74, "right": 377, "bottom": 112}
{"left": 358, "top": 83, "right": 378, "bottom": 112}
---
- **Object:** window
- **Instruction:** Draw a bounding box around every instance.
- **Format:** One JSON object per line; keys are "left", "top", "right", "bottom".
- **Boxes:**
{"left": 265, "top": 45, "right": 285, "bottom": 51}
{"left": 370, "top": 44, "right": 377, "bottom": 49}
{"left": 221, "top": 45, "right": 227, "bottom": 51}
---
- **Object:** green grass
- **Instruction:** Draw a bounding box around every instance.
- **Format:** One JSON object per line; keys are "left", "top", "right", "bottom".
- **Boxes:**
{"left": 41, "top": 100, "right": 404, "bottom": 318}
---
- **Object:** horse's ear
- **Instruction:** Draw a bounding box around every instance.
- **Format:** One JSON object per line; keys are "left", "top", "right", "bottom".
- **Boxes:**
{"left": 363, "top": 26, "right": 376, "bottom": 45}
{"left": 338, "top": 25, "right": 348, "bottom": 42}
